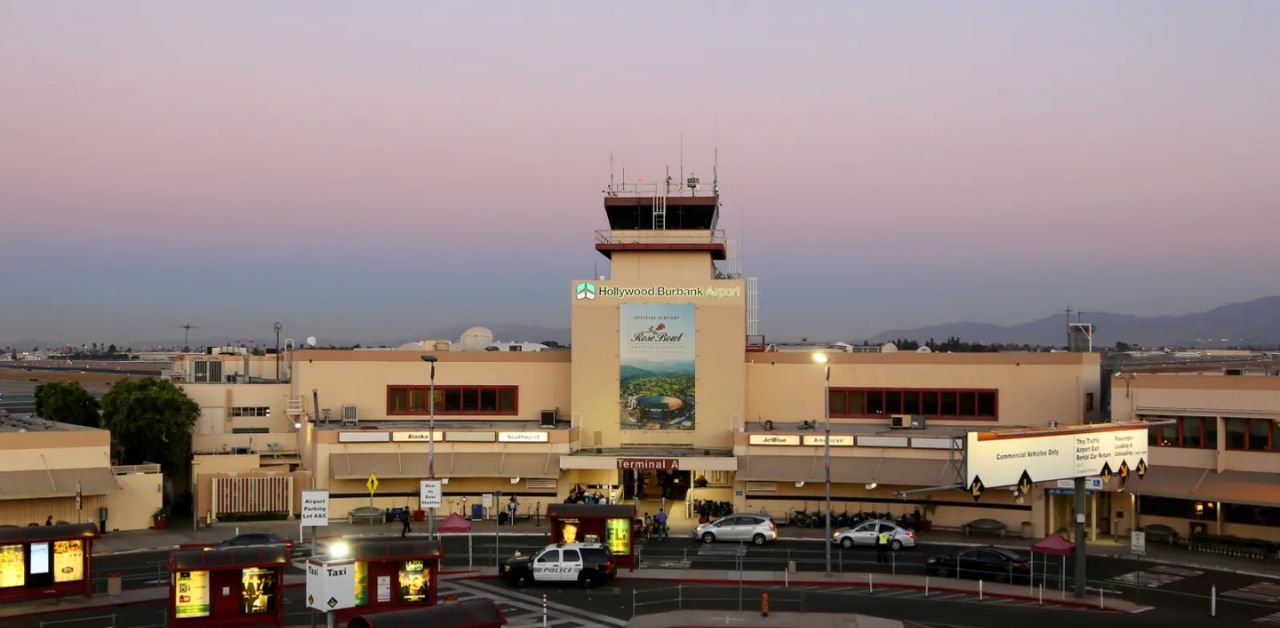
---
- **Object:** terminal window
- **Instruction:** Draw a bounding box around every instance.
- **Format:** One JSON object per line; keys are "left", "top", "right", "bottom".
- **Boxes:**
{"left": 829, "top": 388, "right": 998, "bottom": 420}
{"left": 1143, "top": 416, "right": 1216, "bottom": 449}
{"left": 387, "top": 385, "right": 518, "bottom": 416}
{"left": 1225, "top": 418, "right": 1275, "bottom": 452}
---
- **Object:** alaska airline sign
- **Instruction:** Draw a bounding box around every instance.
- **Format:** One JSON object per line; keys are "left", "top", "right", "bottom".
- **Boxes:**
{"left": 965, "top": 422, "right": 1148, "bottom": 499}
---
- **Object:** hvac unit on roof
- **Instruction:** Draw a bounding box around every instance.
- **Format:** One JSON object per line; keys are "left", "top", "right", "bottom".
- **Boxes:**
{"left": 890, "top": 414, "right": 926, "bottom": 429}
{"left": 341, "top": 405, "right": 358, "bottom": 426}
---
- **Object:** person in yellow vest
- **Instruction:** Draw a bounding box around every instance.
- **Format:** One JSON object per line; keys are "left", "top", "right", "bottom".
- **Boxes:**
{"left": 876, "top": 529, "right": 891, "bottom": 564}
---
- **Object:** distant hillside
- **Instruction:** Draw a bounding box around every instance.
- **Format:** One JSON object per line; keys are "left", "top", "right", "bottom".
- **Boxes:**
{"left": 868, "top": 297, "right": 1280, "bottom": 348}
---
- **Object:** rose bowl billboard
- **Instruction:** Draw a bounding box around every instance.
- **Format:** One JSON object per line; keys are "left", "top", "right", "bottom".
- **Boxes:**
{"left": 619, "top": 303, "right": 695, "bottom": 431}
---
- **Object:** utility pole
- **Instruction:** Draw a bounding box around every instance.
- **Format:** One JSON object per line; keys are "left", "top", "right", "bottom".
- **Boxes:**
{"left": 273, "top": 322, "right": 283, "bottom": 381}
{"left": 1073, "top": 476, "right": 1087, "bottom": 597}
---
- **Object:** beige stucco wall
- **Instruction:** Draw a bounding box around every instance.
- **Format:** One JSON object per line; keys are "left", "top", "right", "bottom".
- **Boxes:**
{"left": 0, "top": 430, "right": 111, "bottom": 471}
{"left": 746, "top": 352, "right": 1101, "bottom": 427}
{"left": 571, "top": 265, "right": 746, "bottom": 450}
{"left": 183, "top": 383, "right": 295, "bottom": 454}
{"left": 103, "top": 472, "right": 163, "bottom": 532}
{"left": 290, "top": 352, "right": 571, "bottom": 424}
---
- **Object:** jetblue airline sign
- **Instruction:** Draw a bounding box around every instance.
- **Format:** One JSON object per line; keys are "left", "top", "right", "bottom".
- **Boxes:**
{"left": 575, "top": 281, "right": 740, "bottom": 300}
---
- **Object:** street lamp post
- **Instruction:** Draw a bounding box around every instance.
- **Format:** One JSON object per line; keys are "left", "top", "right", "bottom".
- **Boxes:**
{"left": 273, "top": 322, "right": 282, "bottom": 381}
{"left": 812, "top": 352, "right": 832, "bottom": 575}
{"left": 420, "top": 355, "right": 438, "bottom": 539}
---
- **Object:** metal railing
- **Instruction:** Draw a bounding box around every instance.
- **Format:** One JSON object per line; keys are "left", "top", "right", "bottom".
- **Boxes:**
{"left": 595, "top": 229, "right": 726, "bottom": 245}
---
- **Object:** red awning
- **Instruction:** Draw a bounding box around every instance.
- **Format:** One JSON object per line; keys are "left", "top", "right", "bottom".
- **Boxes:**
{"left": 1031, "top": 533, "right": 1074, "bottom": 556}
{"left": 438, "top": 513, "right": 472, "bottom": 533}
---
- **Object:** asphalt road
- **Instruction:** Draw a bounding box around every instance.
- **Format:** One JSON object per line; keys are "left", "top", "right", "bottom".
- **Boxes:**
{"left": 17, "top": 536, "right": 1275, "bottom": 626}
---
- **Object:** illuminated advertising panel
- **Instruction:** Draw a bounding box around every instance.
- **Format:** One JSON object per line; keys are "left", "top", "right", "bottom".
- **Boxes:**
{"left": 53, "top": 540, "right": 84, "bottom": 583}
{"left": 0, "top": 545, "right": 24, "bottom": 588}
{"left": 241, "top": 567, "right": 276, "bottom": 615}
{"left": 605, "top": 518, "right": 631, "bottom": 556}
{"left": 398, "top": 560, "right": 428, "bottom": 603}
{"left": 175, "top": 570, "right": 210, "bottom": 618}
{"left": 620, "top": 303, "right": 695, "bottom": 431}
{"left": 354, "top": 561, "right": 367, "bottom": 606}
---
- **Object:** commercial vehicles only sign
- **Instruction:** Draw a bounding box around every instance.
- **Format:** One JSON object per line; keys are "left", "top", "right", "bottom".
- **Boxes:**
{"left": 965, "top": 422, "right": 1149, "bottom": 494}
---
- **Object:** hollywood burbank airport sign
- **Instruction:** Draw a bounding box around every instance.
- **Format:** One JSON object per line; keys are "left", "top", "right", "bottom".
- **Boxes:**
{"left": 575, "top": 281, "right": 741, "bottom": 301}
{"left": 965, "top": 422, "right": 1149, "bottom": 500}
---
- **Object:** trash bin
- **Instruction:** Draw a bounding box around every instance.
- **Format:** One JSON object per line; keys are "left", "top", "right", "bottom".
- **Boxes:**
{"left": 98, "top": 507, "right": 109, "bottom": 536}
{"left": 414, "top": 509, "right": 425, "bottom": 522}
{"left": 1020, "top": 521, "right": 1033, "bottom": 539}
{"left": 471, "top": 504, "right": 485, "bottom": 521}
{"left": 107, "top": 572, "right": 122, "bottom": 596}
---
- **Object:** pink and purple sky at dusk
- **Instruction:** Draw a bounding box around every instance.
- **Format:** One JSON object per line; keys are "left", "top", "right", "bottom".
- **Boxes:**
{"left": 2, "top": 1, "right": 1278, "bottom": 345}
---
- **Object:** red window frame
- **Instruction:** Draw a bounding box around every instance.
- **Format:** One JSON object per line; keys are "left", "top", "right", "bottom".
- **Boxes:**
{"left": 829, "top": 387, "right": 998, "bottom": 421}
{"left": 386, "top": 385, "right": 518, "bottom": 416}
{"left": 1147, "top": 417, "right": 1217, "bottom": 449}
{"left": 1225, "top": 418, "right": 1275, "bottom": 452}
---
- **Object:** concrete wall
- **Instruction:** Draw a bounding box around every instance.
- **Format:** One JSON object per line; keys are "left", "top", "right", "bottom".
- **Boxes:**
{"left": 746, "top": 352, "right": 1101, "bottom": 427}
{"left": 291, "top": 352, "right": 571, "bottom": 424}
{"left": 183, "top": 383, "right": 295, "bottom": 454}
{"left": 103, "top": 472, "right": 163, "bottom": 532}
{"left": 0, "top": 429, "right": 111, "bottom": 471}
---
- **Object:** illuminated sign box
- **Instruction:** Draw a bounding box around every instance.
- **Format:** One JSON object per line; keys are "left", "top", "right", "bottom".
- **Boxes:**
{"left": 445, "top": 431, "right": 496, "bottom": 442}
{"left": 802, "top": 435, "right": 854, "bottom": 447}
{"left": 749, "top": 434, "right": 800, "bottom": 446}
{"left": 339, "top": 432, "right": 390, "bottom": 443}
{"left": 391, "top": 431, "right": 441, "bottom": 442}
{"left": 498, "top": 432, "right": 548, "bottom": 443}
{"left": 855, "top": 436, "right": 910, "bottom": 448}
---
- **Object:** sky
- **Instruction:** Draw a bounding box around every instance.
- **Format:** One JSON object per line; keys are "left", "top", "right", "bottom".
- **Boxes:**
{"left": 2, "top": 1, "right": 1278, "bottom": 346}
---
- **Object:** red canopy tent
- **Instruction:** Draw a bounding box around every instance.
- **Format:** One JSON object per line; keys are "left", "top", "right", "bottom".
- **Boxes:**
{"left": 438, "top": 514, "right": 472, "bottom": 533}
{"left": 438, "top": 513, "right": 475, "bottom": 569}
{"left": 1030, "top": 533, "right": 1074, "bottom": 594}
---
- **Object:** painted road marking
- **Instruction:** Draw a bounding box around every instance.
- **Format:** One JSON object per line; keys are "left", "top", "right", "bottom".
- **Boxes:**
{"left": 1255, "top": 611, "right": 1280, "bottom": 625}
{"left": 1110, "top": 565, "right": 1203, "bottom": 588}
{"left": 1226, "top": 581, "right": 1280, "bottom": 604}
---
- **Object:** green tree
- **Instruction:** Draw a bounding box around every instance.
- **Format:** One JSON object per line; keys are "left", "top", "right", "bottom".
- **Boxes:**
{"left": 34, "top": 381, "right": 101, "bottom": 427}
{"left": 107, "top": 344, "right": 118, "bottom": 355}
{"left": 101, "top": 377, "right": 199, "bottom": 471}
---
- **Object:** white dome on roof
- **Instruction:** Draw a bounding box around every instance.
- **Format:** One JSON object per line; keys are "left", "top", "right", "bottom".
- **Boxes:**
{"left": 458, "top": 327, "right": 495, "bottom": 351}
{"left": 881, "top": 342, "right": 899, "bottom": 353}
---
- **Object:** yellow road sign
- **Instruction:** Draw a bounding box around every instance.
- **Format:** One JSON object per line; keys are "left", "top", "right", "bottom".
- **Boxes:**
{"left": 366, "top": 473, "right": 379, "bottom": 496}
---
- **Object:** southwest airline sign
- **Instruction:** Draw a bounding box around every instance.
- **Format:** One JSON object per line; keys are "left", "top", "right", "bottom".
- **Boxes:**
{"left": 965, "top": 422, "right": 1148, "bottom": 497}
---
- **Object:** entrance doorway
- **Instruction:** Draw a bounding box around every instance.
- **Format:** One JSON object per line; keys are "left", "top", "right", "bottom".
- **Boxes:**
{"left": 621, "top": 469, "right": 691, "bottom": 501}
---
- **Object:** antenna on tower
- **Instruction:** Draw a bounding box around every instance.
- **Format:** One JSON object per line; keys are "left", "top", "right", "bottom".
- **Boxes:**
{"left": 609, "top": 152, "right": 615, "bottom": 192}
{"left": 679, "top": 133, "right": 685, "bottom": 193}
{"left": 713, "top": 146, "right": 720, "bottom": 195}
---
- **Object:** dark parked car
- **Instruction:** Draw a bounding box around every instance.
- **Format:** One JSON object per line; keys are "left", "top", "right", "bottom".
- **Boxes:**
{"left": 926, "top": 547, "right": 1030, "bottom": 583}
{"left": 1142, "top": 524, "right": 1180, "bottom": 545}
{"left": 208, "top": 533, "right": 294, "bottom": 554}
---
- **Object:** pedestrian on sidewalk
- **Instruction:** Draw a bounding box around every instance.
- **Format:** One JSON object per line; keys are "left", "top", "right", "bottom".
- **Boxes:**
{"left": 876, "top": 529, "right": 890, "bottom": 564}
{"left": 44, "top": 515, "right": 52, "bottom": 526}
{"left": 400, "top": 509, "right": 412, "bottom": 537}
{"left": 655, "top": 508, "right": 668, "bottom": 540}
{"left": 507, "top": 495, "right": 519, "bottom": 526}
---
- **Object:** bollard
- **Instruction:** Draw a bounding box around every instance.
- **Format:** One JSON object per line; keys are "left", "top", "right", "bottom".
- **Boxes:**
{"left": 542, "top": 593, "right": 548, "bottom": 628}
{"left": 1211, "top": 585, "right": 1217, "bottom": 617}
{"left": 925, "top": 576, "right": 929, "bottom": 598}
{"left": 979, "top": 579, "right": 984, "bottom": 601}
{"left": 1039, "top": 583, "right": 1044, "bottom": 606}
{"left": 1099, "top": 587, "right": 1104, "bottom": 610}
{"left": 761, "top": 592, "right": 769, "bottom": 617}
{"left": 868, "top": 573, "right": 874, "bottom": 594}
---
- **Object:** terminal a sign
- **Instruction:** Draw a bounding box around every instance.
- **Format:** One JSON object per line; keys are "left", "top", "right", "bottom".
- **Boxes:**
{"left": 617, "top": 458, "right": 679, "bottom": 471}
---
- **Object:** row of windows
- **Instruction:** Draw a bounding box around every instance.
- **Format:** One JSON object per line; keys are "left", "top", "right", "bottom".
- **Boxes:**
{"left": 1139, "top": 495, "right": 1280, "bottom": 527}
{"left": 1144, "top": 416, "right": 1278, "bottom": 452}
{"left": 387, "top": 385, "right": 518, "bottom": 416}
{"left": 829, "top": 388, "right": 998, "bottom": 420}
{"left": 230, "top": 406, "right": 271, "bottom": 417}
{"left": 1147, "top": 416, "right": 1217, "bottom": 449}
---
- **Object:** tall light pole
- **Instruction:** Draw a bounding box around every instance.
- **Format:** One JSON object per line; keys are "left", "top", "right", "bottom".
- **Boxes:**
{"left": 812, "top": 352, "right": 832, "bottom": 575}
{"left": 420, "top": 355, "right": 438, "bottom": 539}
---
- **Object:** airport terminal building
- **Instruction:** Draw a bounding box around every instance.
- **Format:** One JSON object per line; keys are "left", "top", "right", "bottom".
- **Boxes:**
{"left": 188, "top": 183, "right": 1280, "bottom": 543}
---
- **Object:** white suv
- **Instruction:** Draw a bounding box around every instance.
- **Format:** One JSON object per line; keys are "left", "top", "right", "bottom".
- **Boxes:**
{"left": 694, "top": 514, "right": 778, "bottom": 545}
{"left": 832, "top": 520, "right": 916, "bottom": 550}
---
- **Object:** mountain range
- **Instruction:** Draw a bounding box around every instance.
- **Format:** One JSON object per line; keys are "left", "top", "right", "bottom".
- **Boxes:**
{"left": 866, "top": 297, "right": 1280, "bottom": 348}
{"left": 7, "top": 298, "right": 1280, "bottom": 351}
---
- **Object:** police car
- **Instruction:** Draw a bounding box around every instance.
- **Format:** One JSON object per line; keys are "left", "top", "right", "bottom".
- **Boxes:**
{"left": 500, "top": 543, "right": 617, "bottom": 589}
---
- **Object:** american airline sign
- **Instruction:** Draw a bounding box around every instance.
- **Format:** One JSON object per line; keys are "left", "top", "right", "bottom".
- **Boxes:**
{"left": 617, "top": 458, "right": 679, "bottom": 471}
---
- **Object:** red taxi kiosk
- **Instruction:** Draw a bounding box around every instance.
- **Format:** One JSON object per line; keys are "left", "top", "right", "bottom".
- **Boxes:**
{"left": 546, "top": 504, "right": 636, "bottom": 569}
{"left": 0, "top": 523, "right": 98, "bottom": 603}
{"left": 168, "top": 546, "right": 288, "bottom": 627}
{"left": 328, "top": 538, "right": 443, "bottom": 624}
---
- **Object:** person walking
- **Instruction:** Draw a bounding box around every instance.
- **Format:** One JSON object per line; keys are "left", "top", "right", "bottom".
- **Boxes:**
{"left": 654, "top": 508, "right": 668, "bottom": 540}
{"left": 44, "top": 515, "right": 53, "bottom": 526}
{"left": 507, "top": 495, "right": 519, "bottom": 526}
{"left": 876, "top": 528, "right": 891, "bottom": 564}
{"left": 400, "top": 509, "right": 412, "bottom": 537}
{"left": 642, "top": 512, "right": 653, "bottom": 541}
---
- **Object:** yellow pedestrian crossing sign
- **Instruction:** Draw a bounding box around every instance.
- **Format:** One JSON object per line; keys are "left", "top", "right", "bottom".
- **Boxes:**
{"left": 366, "top": 473, "right": 379, "bottom": 496}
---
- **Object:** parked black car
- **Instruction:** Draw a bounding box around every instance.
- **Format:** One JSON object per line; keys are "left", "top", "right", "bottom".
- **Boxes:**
{"left": 926, "top": 547, "right": 1030, "bottom": 583}
{"left": 208, "top": 533, "right": 294, "bottom": 554}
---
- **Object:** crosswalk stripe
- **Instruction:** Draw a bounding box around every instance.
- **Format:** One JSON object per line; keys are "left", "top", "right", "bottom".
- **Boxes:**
{"left": 450, "top": 578, "right": 627, "bottom": 627}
